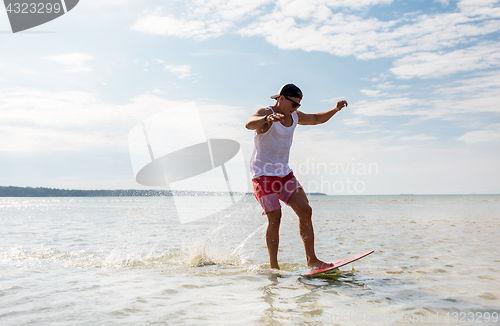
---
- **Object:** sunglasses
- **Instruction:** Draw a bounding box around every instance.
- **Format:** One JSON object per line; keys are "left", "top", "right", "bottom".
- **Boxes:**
{"left": 284, "top": 96, "right": 301, "bottom": 108}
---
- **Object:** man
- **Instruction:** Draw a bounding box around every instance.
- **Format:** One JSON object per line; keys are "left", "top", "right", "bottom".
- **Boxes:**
{"left": 245, "top": 84, "right": 348, "bottom": 270}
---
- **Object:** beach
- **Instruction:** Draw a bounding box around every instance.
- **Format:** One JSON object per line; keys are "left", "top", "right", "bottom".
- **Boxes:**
{"left": 1, "top": 194, "right": 499, "bottom": 325}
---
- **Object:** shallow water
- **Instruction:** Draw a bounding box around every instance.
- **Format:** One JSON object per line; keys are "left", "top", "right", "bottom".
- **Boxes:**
{"left": 1, "top": 195, "right": 499, "bottom": 325}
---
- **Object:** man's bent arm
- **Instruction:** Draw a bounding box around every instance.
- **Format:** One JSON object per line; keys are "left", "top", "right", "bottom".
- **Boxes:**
{"left": 245, "top": 108, "right": 284, "bottom": 130}
{"left": 298, "top": 100, "right": 348, "bottom": 125}
{"left": 245, "top": 108, "right": 270, "bottom": 130}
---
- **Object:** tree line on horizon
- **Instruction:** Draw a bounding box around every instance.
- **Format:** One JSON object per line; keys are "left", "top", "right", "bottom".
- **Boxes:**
{"left": 0, "top": 186, "right": 258, "bottom": 197}
{"left": 0, "top": 186, "right": 173, "bottom": 197}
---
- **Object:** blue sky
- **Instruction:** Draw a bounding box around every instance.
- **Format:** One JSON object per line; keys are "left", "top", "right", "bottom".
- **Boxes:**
{"left": 0, "top": 0, "right": 499, "bottom": 194}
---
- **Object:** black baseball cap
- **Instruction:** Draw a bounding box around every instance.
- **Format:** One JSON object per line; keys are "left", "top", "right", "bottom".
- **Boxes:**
{"left": 271, "top": 83, "right": 303, "bottom": 100}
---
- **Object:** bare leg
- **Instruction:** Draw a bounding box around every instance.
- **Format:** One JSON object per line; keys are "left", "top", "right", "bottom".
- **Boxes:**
{"left": 288, "top": 188, "right": 333, "bottom": 269}
{"left": 266, "top": 209, "right": 282, "bottom": 270}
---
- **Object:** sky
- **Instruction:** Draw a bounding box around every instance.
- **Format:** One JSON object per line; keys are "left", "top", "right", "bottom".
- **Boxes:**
{"left": 0, "top": 0, "right": 499, "bottom": 195}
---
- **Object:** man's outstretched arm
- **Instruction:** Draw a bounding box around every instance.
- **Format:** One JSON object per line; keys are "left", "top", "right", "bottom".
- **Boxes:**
{"left": 297, "top": 100, "right": 348, "bottom": 125}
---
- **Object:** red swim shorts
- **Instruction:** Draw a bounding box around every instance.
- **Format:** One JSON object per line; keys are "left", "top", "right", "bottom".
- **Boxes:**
{"left": 252, "top": 172, "right": 302, "bottom": 215}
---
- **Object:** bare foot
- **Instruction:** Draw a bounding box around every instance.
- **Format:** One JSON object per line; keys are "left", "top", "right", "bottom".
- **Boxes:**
{"left": 308, "top": 260, "right": 334, "bottom": 270}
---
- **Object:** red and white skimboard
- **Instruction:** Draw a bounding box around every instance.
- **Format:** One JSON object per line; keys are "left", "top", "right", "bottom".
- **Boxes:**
{"left": 297, "top": 250, "right": 374, "bottom": 277}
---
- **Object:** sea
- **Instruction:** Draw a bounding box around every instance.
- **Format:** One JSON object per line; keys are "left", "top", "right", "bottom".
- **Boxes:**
{"left": 1, "top": 195, "right": 499, "bottom": 325}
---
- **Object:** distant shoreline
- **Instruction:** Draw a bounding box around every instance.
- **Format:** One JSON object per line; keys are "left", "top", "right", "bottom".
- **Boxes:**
{"left": 1, "top": 186, "right": 493, "bottom": 197}
{"left": 0, "top": 186, "right": 243, "bottom": 197}
{"left": 0, "top": 186, "right": 327, "bottom": 197}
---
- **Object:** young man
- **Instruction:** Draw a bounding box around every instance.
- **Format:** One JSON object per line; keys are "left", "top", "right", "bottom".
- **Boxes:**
{"left": 245, "top": 84, "right": 348, "bottom": 270}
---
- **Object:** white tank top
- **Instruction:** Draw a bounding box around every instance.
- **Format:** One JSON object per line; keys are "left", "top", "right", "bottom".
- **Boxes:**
{"left": 250, "top": 106, "right": 298, "bottom": 178}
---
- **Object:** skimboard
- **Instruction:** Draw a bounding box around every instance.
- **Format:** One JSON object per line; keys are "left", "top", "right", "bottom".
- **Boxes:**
{"left": 297, "top": 250, "right": 374, "bottom": 277}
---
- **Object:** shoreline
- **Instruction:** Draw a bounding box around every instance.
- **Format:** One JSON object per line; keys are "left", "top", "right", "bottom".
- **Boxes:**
{"left": 0, "top": 186, "right": 496, "bottom": 197}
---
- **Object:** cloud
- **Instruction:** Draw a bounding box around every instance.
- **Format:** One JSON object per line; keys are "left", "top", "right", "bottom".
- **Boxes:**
{"left": 240, "top": 0, "right": 500, "bottom": 60}
{"left": 343, "top": 117, "right": 369, "bottom": 126}
{"left": 357, "top": 70, "right": 500, "bottom": 120}
{"left": 431, "top": 70, "right": 500, "bottom": 116}
{"left": 434, "top": 70, "right": 500, "bottom": 96}
{"left": 400, "top": 134, "right": 437, "bottom": 141}
{"left": 0, "top": 88, "right": 181, "bottom": 152}
{"left": 434, "top": 0, "right": 449, "bottom": 6}
{"left": 188, "top": 49, "right": 245, "bottom": 57}
{"left": 151, "top": 88, "right": 166, "bottom": 94}
{"left": 241, "top": 11, "right": 394, "bottom": 57}
{"left": 457, "top": 129, "right": 500, "bottom": 143}
{"left": 44, "top": 53, "right": 94, "bottom": 73}
{"left": 0, "top": 88, "right": 248, "bottom": 154}
{"left": 359, "top": 82, "right": 411, "bottom": 99}
{"left": 130, "top": 1, "right": 271, "bottom": 40}
{"left": 354, "top": 97, "right": 428, "bottom": 117}
{"left": 458, "top": 0, "right": 500, "bottom": 17}
{"left": 130, "top": 13, "right": 222, "bottom": 40}
{"left": 360, "top": 89, "right": 381, "bottom": 97}
{"left": 130, "top": 0, "right": 500, "bottom": 84}
{"left": 130, "top": 0, "right": 395, "bottom": 42}
{"left": 391, "top": 42, "right": 500, "bottom": 79}
{"left": 163, "top": 64, "right": 194, "bottom": 79}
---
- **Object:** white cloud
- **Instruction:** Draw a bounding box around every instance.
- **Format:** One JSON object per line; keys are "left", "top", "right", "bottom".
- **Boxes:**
{"left": 163, "top": 64, "right": 194, "bottom": 79}
{"left": 457, "top": 129, "right": 500, "bottom": 143}
{"left": 131, "top": 13, "right": 220, "bottom": 40}
{"left": 0, "top": 88, "right": 249, "bottom": 154}
{"left": 272, "top": 0, "right": 393, "bottom": 22}
{"left": 44, "top": 53, "right": 93, "bottom": 66}
{"left": 279, "top": 0, "right": 393, "bottom": 13}
{"left": 188, "top": 49, "right": 244, "bottom": 57}
{"left": 391, "top": 42, "right": 500, "bottom": 79}
{"left": 431, "top": 70, "right": 500, "bottom": 117}
{"left": 434, "top": 70, "right": 500, "bottom": 96}
{"left": 363, "top": 73, "right": 390, "bottom": 82}
{"left": 434, "top": 0, "right": 449, "bottom": 6}
{"left": 44, "top": 53, "right": 94, "bottom": 73}
{"left": 357, "top": 70, "right": 500, "bottom": 120}
{"left": 151, "top": 88, "right": 166, "bottom": 94}
{"left": 354, "top": 97, "right": 428, "bottom": 117}
{"left": 130, "top": 0, "right": 395, "bottom": 42}
{"left": 458, "top": 0, "right": 500, "bottom": 17}
{"left": 400, "top": 134, "right": 437, "bottom": 141}
{"left": 360, "top": 89, "right": 381, "bottom": 97}
{"left": 375, "top": 82, "right": 409, "bottom": 90}
{"left": 342, "top": 117, "right": 369, "bottom": 126}
{"left": 130, "top": 1, "right": 271, "bottom": 40}
{"left": 241, "top": 11, "right": 395, "bottom": 57}
{"left": 129, "top": 0, "right": 500, "bottom": 83}
{"left": 0, "top": 88, "right": 181, "bottom": 152}
{"left": 240, "top": 0, "right": 500, "bottom": 60}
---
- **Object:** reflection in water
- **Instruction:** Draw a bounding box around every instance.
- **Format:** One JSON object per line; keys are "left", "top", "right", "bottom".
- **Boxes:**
{"left": 258, "top": 270, "right": 371, "bottom": 324}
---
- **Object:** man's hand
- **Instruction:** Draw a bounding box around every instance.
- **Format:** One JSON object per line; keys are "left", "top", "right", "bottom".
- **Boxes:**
{"left": 266, "top": 112, "right": 285, "bottom": 123}
{"left": 335, "top": 100, "right": 348, "bottom": 112}
{"left": 246, "top": 108, "right": 285, "bottom": 130}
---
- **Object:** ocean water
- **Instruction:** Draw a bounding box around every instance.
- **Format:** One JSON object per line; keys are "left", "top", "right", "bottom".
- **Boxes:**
{"left": 0, "top": 195, "right": 499, "bottom": 325}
